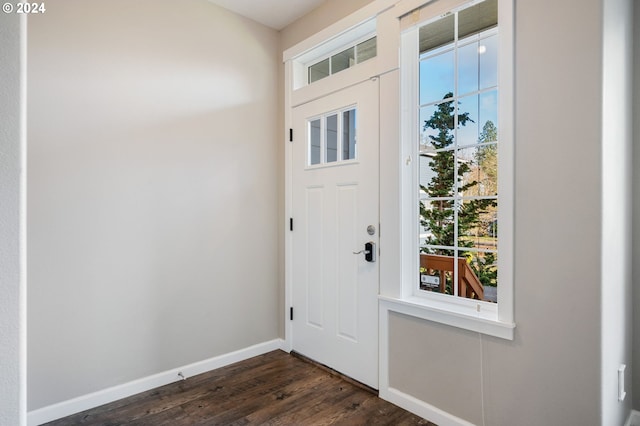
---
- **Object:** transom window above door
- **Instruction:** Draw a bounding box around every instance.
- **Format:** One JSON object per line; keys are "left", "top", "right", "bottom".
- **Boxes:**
{"left": 308, "top": 37, "right": 377, "bottom": 84}
{"left": 307, "top": 107, "right": 357, "bottom": 166}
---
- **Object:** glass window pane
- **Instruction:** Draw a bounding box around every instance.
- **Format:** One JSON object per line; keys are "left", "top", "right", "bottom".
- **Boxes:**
{"left": 420, "top": 50, "right": 454, "bottom": 105}
{"left": 456, "top": 94, "right": 479, "bottom": 146}
{"left": 419, "top": 252, "right": 454, "bottom": 295}
{"left": 458, "top": 41, "right": 479, "bottom": 96}
{"left": 458, "top": 197, "right": 498, "bottom": 250}
{"left": 356, "top": 37, "right": 377, "bottom": 63}
{"left": 479, "top": 90, "right": 498, "bottom": 138}
{"left": 479, "top": 34, "right": 498, "bottom": 90}
{"left": 458, "top": 145, "right": 498, "bottom": 197}
{"left": 342, "top": 109, "right": 356, "bottom": 160}
{"left": 419, "top": 14, "right": 454, "bottom": 55}
{"left": 326, "top": 114, "right": 338, "bottom": 163}
{"left": 421, "top": 150, "right": 456, "bottom": 199}
{"left": 458, "top": 0, "right": 497, "bottom": 40}
{"left": 331, "top": 47, "right": 355, "bottom": 75}
{"left": 309, "top": 119, "right": 321, "bottom": 165}
{"left": 421, "top": 100, "right": 456, "bottom": 152}
{"left": 419, "top": 105, "right": 438, "bottom": 153}
{"left": 459, "top": 250, "right": 498, "bottom": 302}
{"left": 420, "top": 197, "right": 455, "bottom": 249}
{"left": 308, "top": 58, "right": 330, "bottom": 84}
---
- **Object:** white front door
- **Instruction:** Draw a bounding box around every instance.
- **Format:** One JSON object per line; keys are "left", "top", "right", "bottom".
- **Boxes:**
{"left": 291, "top": 79, "right": 379, "bottom": 389}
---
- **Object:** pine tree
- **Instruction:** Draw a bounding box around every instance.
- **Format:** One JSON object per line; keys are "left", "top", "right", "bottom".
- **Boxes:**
{"left": 420, "top": 93, "right": 496, "bottom": 287}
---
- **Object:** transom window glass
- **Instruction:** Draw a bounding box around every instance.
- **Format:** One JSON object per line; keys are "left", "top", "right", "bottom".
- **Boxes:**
{"left": 308, "top": 37, "right": 377, "bottom": 84}
{"left": 418, "top": 0, "right": 498, "bottom": 302}
{"left": 308, "top": 107, "right": 357, "bottom": 166}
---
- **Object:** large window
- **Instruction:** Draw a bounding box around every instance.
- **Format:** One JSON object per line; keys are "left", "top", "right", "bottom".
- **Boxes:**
{"left": 400, "top": 0, "right": 513, "bottom": 335}
{"left": 418, "top": 0, "right": 498, "bottom": 302}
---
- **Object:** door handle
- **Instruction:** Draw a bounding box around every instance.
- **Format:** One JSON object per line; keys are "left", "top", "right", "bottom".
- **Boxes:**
{"left": 353, "top": 241, "right": 376, "bottom": 262}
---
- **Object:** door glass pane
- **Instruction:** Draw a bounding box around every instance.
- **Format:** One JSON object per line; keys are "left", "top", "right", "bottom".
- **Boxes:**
{"left": 356, "top": 37, "right": 377, "bottom": 63}
{"left": 326, "top": 114, "right": 338, "bottom": 163}
{"left": 342, "top": 109, "right": 356, "bottom": 160}
{"left": 309, "top": 119, "right": 321, "bottom": 165}
{"left": 309, "top": 58, "right": 330, "bottom": 84}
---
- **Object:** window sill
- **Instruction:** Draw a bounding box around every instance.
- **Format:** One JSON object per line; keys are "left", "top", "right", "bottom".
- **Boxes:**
{"left": 379, "top": 295, "right": 515, "bottom": 340}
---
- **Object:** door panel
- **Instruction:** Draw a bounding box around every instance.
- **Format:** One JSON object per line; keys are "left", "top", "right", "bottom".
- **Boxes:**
{"left": 291, "top": 79, "right": 379, "bottom": 388}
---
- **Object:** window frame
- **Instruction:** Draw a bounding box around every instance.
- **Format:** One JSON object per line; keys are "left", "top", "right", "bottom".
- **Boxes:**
{"left": 396, "top": 0, "right": 514, "bottom": 339}
{"left": 306, "top": 34, "right": 378, "bottom": 84}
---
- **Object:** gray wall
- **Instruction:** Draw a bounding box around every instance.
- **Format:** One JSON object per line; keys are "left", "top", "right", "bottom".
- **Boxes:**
{"left": 27, "top": 0, "right": 280, "bottom": 410}
{"left": 0, "top": 11, "right": 25, "bottom": 426}
{"left": 634, "top": 0, "right": 640, "bottom": 412}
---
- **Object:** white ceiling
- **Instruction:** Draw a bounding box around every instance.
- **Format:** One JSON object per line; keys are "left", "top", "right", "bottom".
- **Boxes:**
{"left": 207, "top": 0, "right": 326, "bottom": 30}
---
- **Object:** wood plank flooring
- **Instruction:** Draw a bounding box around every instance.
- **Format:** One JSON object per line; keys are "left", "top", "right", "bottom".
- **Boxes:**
{"left": 44, "top": 350, "right": 435, "bottom": 426}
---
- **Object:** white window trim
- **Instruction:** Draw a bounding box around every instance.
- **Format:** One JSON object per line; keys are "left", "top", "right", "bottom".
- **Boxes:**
{"left": 289, "top": 18, "right": 377, "bottom": 91}
{"left": 392, "top": 0, "right": 515, "bottom": 340}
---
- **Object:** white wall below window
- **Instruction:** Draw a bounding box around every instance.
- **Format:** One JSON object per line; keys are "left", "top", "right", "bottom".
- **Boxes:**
{"left": 27, "top": 0, "right": 280, "bottom": 413}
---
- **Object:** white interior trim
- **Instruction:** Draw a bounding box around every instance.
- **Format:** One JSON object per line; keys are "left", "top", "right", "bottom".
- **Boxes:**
{"left": 20, "top": 12, "right": 28, "bottom": 426}
{"left": 284, "top": 59, "right": 294, "bottom": 353}
{"left": 380, "top": 295, "right": 514, "bottom": 339}
{"left": 381, "top": 388, "right": 477, "bottom": 426}
{"left": 295, "top": 20, "right": 376, "bottom": 66}
{"left": 378, "top": 303, "right": 477, "bottom": 426}
{"left": 283, "top": 0, "right": 396, "bottom": 62}
{"left": 27, "top": 339, "right": 286, "bottom": 426}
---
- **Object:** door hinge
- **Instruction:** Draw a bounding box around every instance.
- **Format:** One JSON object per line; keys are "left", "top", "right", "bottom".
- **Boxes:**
{"left": 289, "top": 218, "right": 293, "bottom": 231}
{"left": 289, "top": 128, "right": 293, "bottom": 142}
{"left": 290, "top": 307, "right": 294, "bottom": 321}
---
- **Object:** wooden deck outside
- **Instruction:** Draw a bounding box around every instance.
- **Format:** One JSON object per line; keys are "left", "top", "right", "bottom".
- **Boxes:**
{"left": 420, "top": 254, "right": 484, "bottom": 300}
{"left": 44, "top": 350, "right": 434, "bottom": 426}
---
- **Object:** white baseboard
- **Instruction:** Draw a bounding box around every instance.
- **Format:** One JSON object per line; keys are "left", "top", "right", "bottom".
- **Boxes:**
{"left": 379, "top": 387, "right": 476, "bottom": 426}
{"left": 27, "top": 338, "right": 286, "bottom": 426}
{"left": 625, "top": 410, "right": 640, "bottom": 426}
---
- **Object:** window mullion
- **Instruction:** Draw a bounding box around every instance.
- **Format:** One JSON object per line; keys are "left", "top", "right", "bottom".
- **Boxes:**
{"left": 321, "top": 115, "right": 326, "bottom": 164}
{"left": 338, "top": 110, "right": 344, "bottom": 162}
{"left": 452, "top": 10, "right": 460, "bottom": 298}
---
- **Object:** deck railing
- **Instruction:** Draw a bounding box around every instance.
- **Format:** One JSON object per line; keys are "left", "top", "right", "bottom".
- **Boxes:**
{"left": 419, "top": 254, "right": 484, "bottom": 301}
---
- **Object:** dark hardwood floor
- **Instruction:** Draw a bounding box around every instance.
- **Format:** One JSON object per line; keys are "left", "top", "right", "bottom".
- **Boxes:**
{"left": 45, "top": 350, "right": 435, "bottom": 425}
